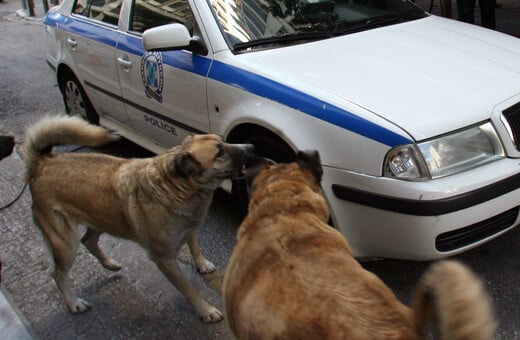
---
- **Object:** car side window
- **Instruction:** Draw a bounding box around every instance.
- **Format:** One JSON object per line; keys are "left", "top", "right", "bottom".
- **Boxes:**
{"left": 72, "top": 0, "right": 122, "bottom": 26}
{"left": 130, "top": 0, "right": 195, "bottom": 33}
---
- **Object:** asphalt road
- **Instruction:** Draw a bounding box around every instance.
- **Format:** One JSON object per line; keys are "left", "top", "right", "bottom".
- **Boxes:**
{"left": 0, "top": 3, "right": 518, "bottom": 339}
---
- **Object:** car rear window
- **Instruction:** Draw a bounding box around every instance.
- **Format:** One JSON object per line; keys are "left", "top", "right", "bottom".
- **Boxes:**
{"left": 73, "top": 0, "right": 122, "bottom": 25}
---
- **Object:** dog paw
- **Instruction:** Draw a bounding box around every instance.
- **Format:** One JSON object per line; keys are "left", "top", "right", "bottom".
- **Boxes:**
{"left": 200, "top": 306, "right": 224, "bottom": 323}
{"left": 196, "top": 258, "right": 216, "bottom": 274}
{"left": 67, "top": 298, "right": 92, "bottom": 314}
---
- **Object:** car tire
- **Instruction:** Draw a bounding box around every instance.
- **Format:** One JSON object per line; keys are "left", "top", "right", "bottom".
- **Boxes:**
{"left": 232, "top": 132, "right": 295, "bottom": 212}
{"left": 60, "top": 72, "right": 99, "bottom": 124}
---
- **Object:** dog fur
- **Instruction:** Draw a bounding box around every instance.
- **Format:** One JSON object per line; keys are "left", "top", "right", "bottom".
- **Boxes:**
{"left": 0, "top": 134, "right": 15, "bottom": 161}
{"left": 23, "top": 115, "right": 253, "bottom": 323}
{"left": 223, "top": 150, "right": 496, "bottom": 339}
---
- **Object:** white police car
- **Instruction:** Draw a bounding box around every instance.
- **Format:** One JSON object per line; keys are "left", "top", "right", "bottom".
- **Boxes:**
{"left": 43, "top": 0, "right": 520, "bottom": 260}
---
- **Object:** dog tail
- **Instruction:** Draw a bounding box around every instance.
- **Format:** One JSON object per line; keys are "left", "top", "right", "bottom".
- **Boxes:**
{"left": 411, "top": 260, "right": 496, "bottom": 340}
{"left": 24, "top": 115, "right": 118, "bottom": 176}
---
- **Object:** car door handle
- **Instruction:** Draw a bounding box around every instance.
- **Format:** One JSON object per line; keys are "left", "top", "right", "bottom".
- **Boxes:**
{"left": 117, "top": 57, "right": 132, "bottom": 71}
{"left": 66, "top": 38, "right": 77, "bottom": 48}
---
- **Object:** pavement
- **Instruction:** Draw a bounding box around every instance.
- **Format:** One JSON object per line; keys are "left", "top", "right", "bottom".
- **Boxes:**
{"left": 0, "top": 286, "right": 34, "bottom": 339}
{"left": 0, "top": 0, "right": 519, "bottom": 338}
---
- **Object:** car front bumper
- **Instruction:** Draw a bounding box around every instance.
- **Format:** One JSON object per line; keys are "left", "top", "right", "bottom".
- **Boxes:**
{"left": 322, "top": 158, "right": 520, "bottom": 260}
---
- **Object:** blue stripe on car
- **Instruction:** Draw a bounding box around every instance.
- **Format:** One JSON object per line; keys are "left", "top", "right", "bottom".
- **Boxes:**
{"left": 208, "top": 61, "right": 412, "bottom": 146}
{"left": 63, "top": 16, "right": 120, "bottom": 47}
{"left": 45, "top": 14, "right": 413, "bottom": 147}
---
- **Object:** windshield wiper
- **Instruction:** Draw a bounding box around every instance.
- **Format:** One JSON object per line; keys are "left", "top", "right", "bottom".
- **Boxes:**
{"left": 233, "top": 31, "right": 333, "bottom": 52}
{"left": 232, "top": 12, "right": 425, "bottom": 52}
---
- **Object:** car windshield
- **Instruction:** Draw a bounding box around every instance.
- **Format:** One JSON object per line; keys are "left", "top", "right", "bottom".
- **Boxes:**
{"left": 209, "top": 0, "right": 426, "bottom": 51}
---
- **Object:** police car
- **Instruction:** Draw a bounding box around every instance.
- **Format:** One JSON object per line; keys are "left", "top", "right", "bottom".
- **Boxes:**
{"left": 43, "top": 0, "right": 520, "bottom": 260}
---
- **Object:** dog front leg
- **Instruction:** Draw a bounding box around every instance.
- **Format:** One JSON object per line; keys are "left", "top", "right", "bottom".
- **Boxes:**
{"left": 187, "top": 230, "right": 216, "bottom": 274}
{"left": 152, "top": 255, "right": 223, "bottom": 323}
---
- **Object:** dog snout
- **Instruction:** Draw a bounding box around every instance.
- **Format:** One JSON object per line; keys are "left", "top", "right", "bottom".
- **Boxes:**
{"left": 230, "top": 143, "right": 255, "bottom": 162}
{"left": 227, "top": 143, "right": 254, "bottom": 178}
{"left": 243, "top": 143, "right": 254, "bottom": 160}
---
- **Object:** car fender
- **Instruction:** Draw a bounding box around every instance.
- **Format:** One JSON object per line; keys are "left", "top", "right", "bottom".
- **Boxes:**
{"left": 211, "top": 80, "right": 398, "bottom": 176}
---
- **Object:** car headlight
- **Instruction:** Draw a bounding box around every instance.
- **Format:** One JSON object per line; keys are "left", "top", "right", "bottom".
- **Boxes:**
{"left": 384, "top": 122, "right": 505, "bottom": 180}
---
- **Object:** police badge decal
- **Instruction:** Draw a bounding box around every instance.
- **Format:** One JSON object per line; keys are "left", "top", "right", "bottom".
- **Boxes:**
{"left": 141, "top": 51, "right": 164, "bottom": 103}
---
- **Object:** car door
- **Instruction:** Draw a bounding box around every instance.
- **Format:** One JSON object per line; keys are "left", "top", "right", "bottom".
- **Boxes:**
{"left": 115, "top": 0, "right": 210, "bottom": 149}
{"left": 63, "top": 0, "right": 128, "bottom": 123}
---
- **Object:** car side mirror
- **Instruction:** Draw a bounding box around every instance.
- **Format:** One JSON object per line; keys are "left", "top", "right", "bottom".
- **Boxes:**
{"left": 142, "top": 23, "right": 208, "bottom": 55}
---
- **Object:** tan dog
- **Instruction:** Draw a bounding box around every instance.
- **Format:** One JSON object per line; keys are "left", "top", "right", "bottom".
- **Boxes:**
{"left": 223, "top": 150, "right": 496, "bottom": 339}
{"left": 24, "top": 115, "right": 253, "bottom": 323}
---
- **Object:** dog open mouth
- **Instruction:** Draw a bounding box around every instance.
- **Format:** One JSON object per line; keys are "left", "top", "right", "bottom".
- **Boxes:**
{"left": 241, "top": 157, "right": 275, "bottom": 181}
{"left": 227, "top": 144, "right": 255, "bottom": 180}
{"left": 225, "top": 163, "right": 251, "bottom": 180}
{"left": 238, "top": 164, "right": 251, "bottom": 179}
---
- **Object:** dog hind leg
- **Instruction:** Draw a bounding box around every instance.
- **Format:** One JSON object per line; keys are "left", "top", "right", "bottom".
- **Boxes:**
{"left": 34, "top": 208, "right": 91, "bottom": 313}
{"left": 187, "top": 230, "right": 216, "bottom": 274}
{"left": 151, "top": 254, "right": 223, "bottom": 323}
{"left": 81, "top": 228, "right": 122, "bottom": 271}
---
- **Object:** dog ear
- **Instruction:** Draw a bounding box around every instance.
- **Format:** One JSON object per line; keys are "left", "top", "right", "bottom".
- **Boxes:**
{"left": 296, "top": 150, "right": 323, "bottom": 183}
{"left": 173, "top": 152, "right": 201, "bottom": 178}
{"left": 182, "top": 134, "right": 195, "bottom": 143}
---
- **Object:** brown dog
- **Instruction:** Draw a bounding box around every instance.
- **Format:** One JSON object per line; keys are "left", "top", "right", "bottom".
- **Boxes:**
{"left": 223, "top": 150, "right": 496, "bottom": 339}
{"left": 0, "top": 134, "right": 15, "bottom": 161}
{"left": 24, "top": 115, "right": 253, "bottom": 323}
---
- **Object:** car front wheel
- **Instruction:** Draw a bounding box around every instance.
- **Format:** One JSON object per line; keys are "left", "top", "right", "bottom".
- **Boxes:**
{"left": 233, "top": 132, "right": 295, "bottom": 211}
{"left": 60, "top": 72, "right": 99, "bottom": 124}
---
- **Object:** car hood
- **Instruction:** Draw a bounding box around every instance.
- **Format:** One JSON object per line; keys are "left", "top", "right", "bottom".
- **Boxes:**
{"left": 234, "top": 16, "right": 520, "bottom": 141}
